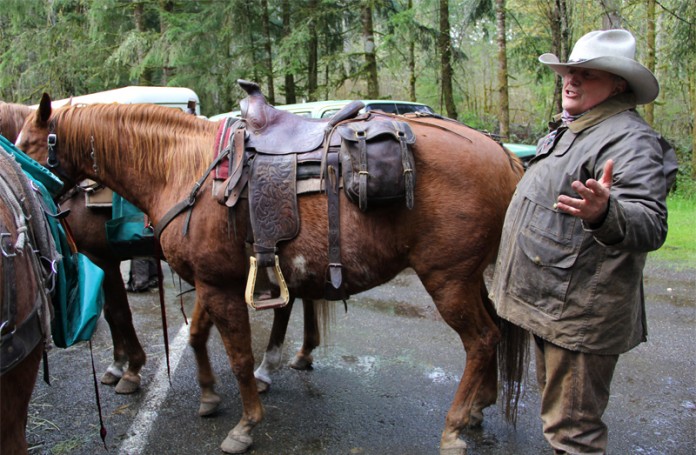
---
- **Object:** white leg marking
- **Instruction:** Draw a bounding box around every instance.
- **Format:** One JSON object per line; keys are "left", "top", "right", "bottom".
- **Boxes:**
{"left": 254, "top": 345, "right": 283, "bottom": 384}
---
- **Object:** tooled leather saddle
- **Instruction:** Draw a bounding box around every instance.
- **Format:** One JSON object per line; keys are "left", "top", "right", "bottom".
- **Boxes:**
{"left": 157, "top": 80, "right": 417, "bottom": 311}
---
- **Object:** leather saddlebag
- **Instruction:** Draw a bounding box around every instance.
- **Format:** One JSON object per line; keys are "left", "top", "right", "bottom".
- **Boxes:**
{"left": 337, "top": 119, "right": 416, "bottom": 211}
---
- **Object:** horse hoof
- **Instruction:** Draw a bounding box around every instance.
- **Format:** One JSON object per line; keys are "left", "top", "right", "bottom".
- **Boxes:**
{"left": 100, "top": 371, "right": 120, "bottom": 386}
{"left": 256, "top": 378, "right": 271, "bottom": 394}
{"left": 440, "top": 447, "right": 467, "bottom": 455}
{"left": 115, "top": 374, "right": 141, "bottom": 394}
{"left": 440, "top": 435, "right": 467, "bottom": 455}
{"left": 220, "top": 430, "right": 253, "bottom": 454}
{"left": 289, "top": 354, "right": 313, "bottom": 370}
{"left": 254, "top": 370, "right": 271, "bottom": 394}
{"left": 198, "top": 393, "right": 222, "bottom": 417}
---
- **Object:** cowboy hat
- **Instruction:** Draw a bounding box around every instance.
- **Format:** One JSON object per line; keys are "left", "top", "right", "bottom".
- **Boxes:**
{"left": 539, "top": 29, "right": 658, "bottom": 104}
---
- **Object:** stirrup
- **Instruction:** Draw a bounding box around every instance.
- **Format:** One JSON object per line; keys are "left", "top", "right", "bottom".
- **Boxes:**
{"left": 245, "top": 255, "right": 290, "bottom": 310}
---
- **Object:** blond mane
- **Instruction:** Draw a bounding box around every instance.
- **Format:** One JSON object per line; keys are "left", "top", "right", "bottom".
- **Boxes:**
{"left": 51, "top": 103, "right": 218, "bottom": 188}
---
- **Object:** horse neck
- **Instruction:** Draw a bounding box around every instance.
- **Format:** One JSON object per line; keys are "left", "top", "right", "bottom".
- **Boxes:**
{"left": 59, "top": 107, "right": 214, "bottom": 217}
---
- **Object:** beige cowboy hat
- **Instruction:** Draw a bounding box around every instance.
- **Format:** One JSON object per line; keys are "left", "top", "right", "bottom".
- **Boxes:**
{"left": 539, "top": 29, "right": 659, "bottom": 104}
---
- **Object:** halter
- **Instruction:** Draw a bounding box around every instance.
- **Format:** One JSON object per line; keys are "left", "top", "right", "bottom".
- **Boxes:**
{"left": 45, "top": 119, "right": 98, "bottom": 188}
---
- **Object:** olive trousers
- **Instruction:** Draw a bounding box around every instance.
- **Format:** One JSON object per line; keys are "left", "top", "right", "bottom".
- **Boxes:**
{"left": 534, "top": 336, "right": 619, "bottom": 455}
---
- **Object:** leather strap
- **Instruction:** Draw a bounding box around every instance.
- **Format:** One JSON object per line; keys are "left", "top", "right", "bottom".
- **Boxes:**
{"left": 324, "top": 149, "right": 347, "bottom": 301}
{"left": 357, "top": 131, "right": 368, "bottom": 211}
{"left": 155, "top": 144, "right": 231, "bottom": 239}
{"left": 395, "top": 121, "right": 415, "bottom": 209}
{"left": 0, "top": 303, "right": 43, "bottom": 376}
{"left": 224, "top": 125, "right": 249, "bottom": 207}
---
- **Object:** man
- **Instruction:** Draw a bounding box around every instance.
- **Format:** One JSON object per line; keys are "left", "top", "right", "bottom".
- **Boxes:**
{"left": 490, "top": 29, "right": 678, "bottom": 454}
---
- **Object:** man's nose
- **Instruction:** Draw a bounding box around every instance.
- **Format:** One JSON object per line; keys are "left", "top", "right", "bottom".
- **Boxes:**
{"left": 565, "top": 73, "right": 580, "bottom": 84}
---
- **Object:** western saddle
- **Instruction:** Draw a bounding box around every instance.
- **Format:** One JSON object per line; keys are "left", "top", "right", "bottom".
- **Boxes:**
{"left": 157, "top": 80, "right": 416, "bottom": 310}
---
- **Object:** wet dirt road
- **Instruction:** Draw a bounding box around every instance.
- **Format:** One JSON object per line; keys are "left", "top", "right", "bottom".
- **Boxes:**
{"left": 26, "top": 257, "right": 695, "bottom": 455}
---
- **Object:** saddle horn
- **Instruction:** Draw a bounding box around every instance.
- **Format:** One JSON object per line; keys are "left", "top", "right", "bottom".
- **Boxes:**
{"left": 237, "top": 80, "right": 264, "bottom": 98}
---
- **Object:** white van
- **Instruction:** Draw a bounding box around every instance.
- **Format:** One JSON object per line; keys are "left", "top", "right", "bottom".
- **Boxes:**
{"left": 37, "top": 86, "right": 202, "bottom": 116}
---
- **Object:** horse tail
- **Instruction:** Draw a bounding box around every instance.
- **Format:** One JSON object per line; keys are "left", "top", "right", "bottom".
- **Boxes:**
{"left": 502, "top": 144, "right": 526, "bottom": 179}
{"left": 480, "top": 281, "right": 528, "bottom": 425}
{"left": 497, "top": 314, "right": 529, "bottom": 425}
{"left": 314, "top": 298, "right": 335, "bottom": 346}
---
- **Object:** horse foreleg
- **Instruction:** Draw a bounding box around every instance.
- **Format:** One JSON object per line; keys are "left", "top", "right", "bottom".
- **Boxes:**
{"left": 99, "top": 262, "right": 146, "bottom": 394}
{"left": 201, "top": 289, "right": 263, "bottom": 454}
{"left": 425, "top": 277, "right": 500, "bottom": 455}
{"left": 189, "top": 298, "right": 221, "bottom": 416}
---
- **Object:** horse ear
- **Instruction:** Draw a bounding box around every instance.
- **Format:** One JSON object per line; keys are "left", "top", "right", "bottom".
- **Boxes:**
{"left": 38, "top": 93, "right": 52, "bottom": 125}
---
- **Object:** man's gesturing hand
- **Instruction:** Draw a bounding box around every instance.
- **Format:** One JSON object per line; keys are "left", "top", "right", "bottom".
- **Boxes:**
{"left": 556, "top": 159, "right": 614, "bottom": 225}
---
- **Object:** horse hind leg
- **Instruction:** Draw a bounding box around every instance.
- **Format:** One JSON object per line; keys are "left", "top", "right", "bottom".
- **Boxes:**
{"left": 189, "top": 298, "right": 221, "bottom": 416}
{"left": 290, "top": 298, "right": 330, "bottom": 370}
{"left": 254, "top": 298, "right": 330, "bottom": 393}
{"left": 423, "top": 276, "right": 500, "bottom": 455}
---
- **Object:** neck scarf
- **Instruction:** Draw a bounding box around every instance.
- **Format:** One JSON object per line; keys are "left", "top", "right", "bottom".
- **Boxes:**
{"left": 561, "top": 110, "right": 587, "bottom": 125}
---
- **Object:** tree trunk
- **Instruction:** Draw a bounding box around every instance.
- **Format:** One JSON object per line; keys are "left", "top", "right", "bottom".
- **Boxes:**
{"left": 601, "top": 0, "right": 622, "bottom": 29}
{"left": 159, "top": 0, "right": 174, "bottom": 85}
{"left": 645, "top": 0, "right": 655, "bottom": 125}
{"left": 496, "top": 0, "right": 509, "bottom": 139}
{"left": 408, "top": 0, "right": 416, "bottom": 102}
{"left": 261, "top": 0, "right": 275, "bottom": 104}
{"left": 133, "top": 1, "right": 152, "bottom": 85}
{"left": 307, "top": 0, "right": 318, "bottom": 101}
{"left": 548, "top": 0, "right": 570, "bottom": 116}
{"left": 282, "top": 0, "right": 296, "bottom": 104}
{"left": 362, "top": 1, "right": 379, "bottom": 99}
{"left": 439, "top": 0, "right": 457, "bottom": 119}
{"left": 242, "top": 1, "right": 260, "bottom": 84}
{"left": 691, "top": 64, "right": 696, "bottom": 180}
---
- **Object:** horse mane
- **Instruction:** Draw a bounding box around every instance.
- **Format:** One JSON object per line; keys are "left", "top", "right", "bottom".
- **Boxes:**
{"left": 0, "top": 102, "right": 34, "bottom": 143}
{"left": 51, "top": 103, "right": 217, "bottom": 187}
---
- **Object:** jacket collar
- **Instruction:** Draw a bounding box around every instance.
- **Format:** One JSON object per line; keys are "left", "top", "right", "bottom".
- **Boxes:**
{"left": 553, "top": 92, "right": 637, "bottom": 133}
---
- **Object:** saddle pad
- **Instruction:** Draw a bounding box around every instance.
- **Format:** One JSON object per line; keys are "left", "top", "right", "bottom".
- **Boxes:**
{"left": 213, "top": 117, "right": 237, "bottom": 180}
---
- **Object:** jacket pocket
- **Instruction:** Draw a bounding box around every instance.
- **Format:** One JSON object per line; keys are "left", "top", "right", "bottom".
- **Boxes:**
{"left": 509, "top": 201, "right": 581, "bottom": 318}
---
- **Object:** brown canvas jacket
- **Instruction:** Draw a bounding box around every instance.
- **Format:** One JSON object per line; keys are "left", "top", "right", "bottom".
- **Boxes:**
{"left": 490, "top": 93, "right": 677, "bottom": 354}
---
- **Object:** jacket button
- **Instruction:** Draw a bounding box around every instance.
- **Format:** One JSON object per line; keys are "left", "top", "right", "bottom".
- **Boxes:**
{"left": 533, "top": 256, "right": 541, "bottom": 265}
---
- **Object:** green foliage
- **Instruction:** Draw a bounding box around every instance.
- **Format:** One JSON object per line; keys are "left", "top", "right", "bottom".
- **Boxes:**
{"left": 651, "top": 194, "right": 696, "bottom": 268}
{"left": 0, "top": 0, "right": 691, "bottom": 162}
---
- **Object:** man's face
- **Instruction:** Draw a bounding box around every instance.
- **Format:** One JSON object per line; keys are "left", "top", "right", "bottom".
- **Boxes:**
{"left": 561, "top": 68, "right": 626, "bottom": 115}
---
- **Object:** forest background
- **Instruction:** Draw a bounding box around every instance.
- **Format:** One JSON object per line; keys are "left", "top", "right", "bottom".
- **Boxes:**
{"left": 0, "top": 0, "right": 694, "bottom": 193}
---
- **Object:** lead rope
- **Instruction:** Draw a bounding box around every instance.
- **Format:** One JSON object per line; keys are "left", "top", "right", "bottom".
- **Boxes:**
{"left": 155, "top": 240, "right": 171, "bottom": 384}
{"left": 89, "top": 340, "right": 108, "bottom": 449}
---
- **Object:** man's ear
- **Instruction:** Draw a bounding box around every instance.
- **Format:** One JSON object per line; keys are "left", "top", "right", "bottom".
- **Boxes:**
{"left": 613, "top": 78, "right": 628, "bottom": 96}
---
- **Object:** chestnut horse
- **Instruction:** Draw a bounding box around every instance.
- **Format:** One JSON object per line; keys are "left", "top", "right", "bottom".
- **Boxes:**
{"left": 0, "top": 145, "right": 56, "bottom": 454}
{"left": 18, "top": 92, "right": 526, "bottom": 454}
{"left": 3, "top": 101, "right": 150, "bottom": 393}
{"left": 5, "top": 100, "right": 329, "bottom": 412}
